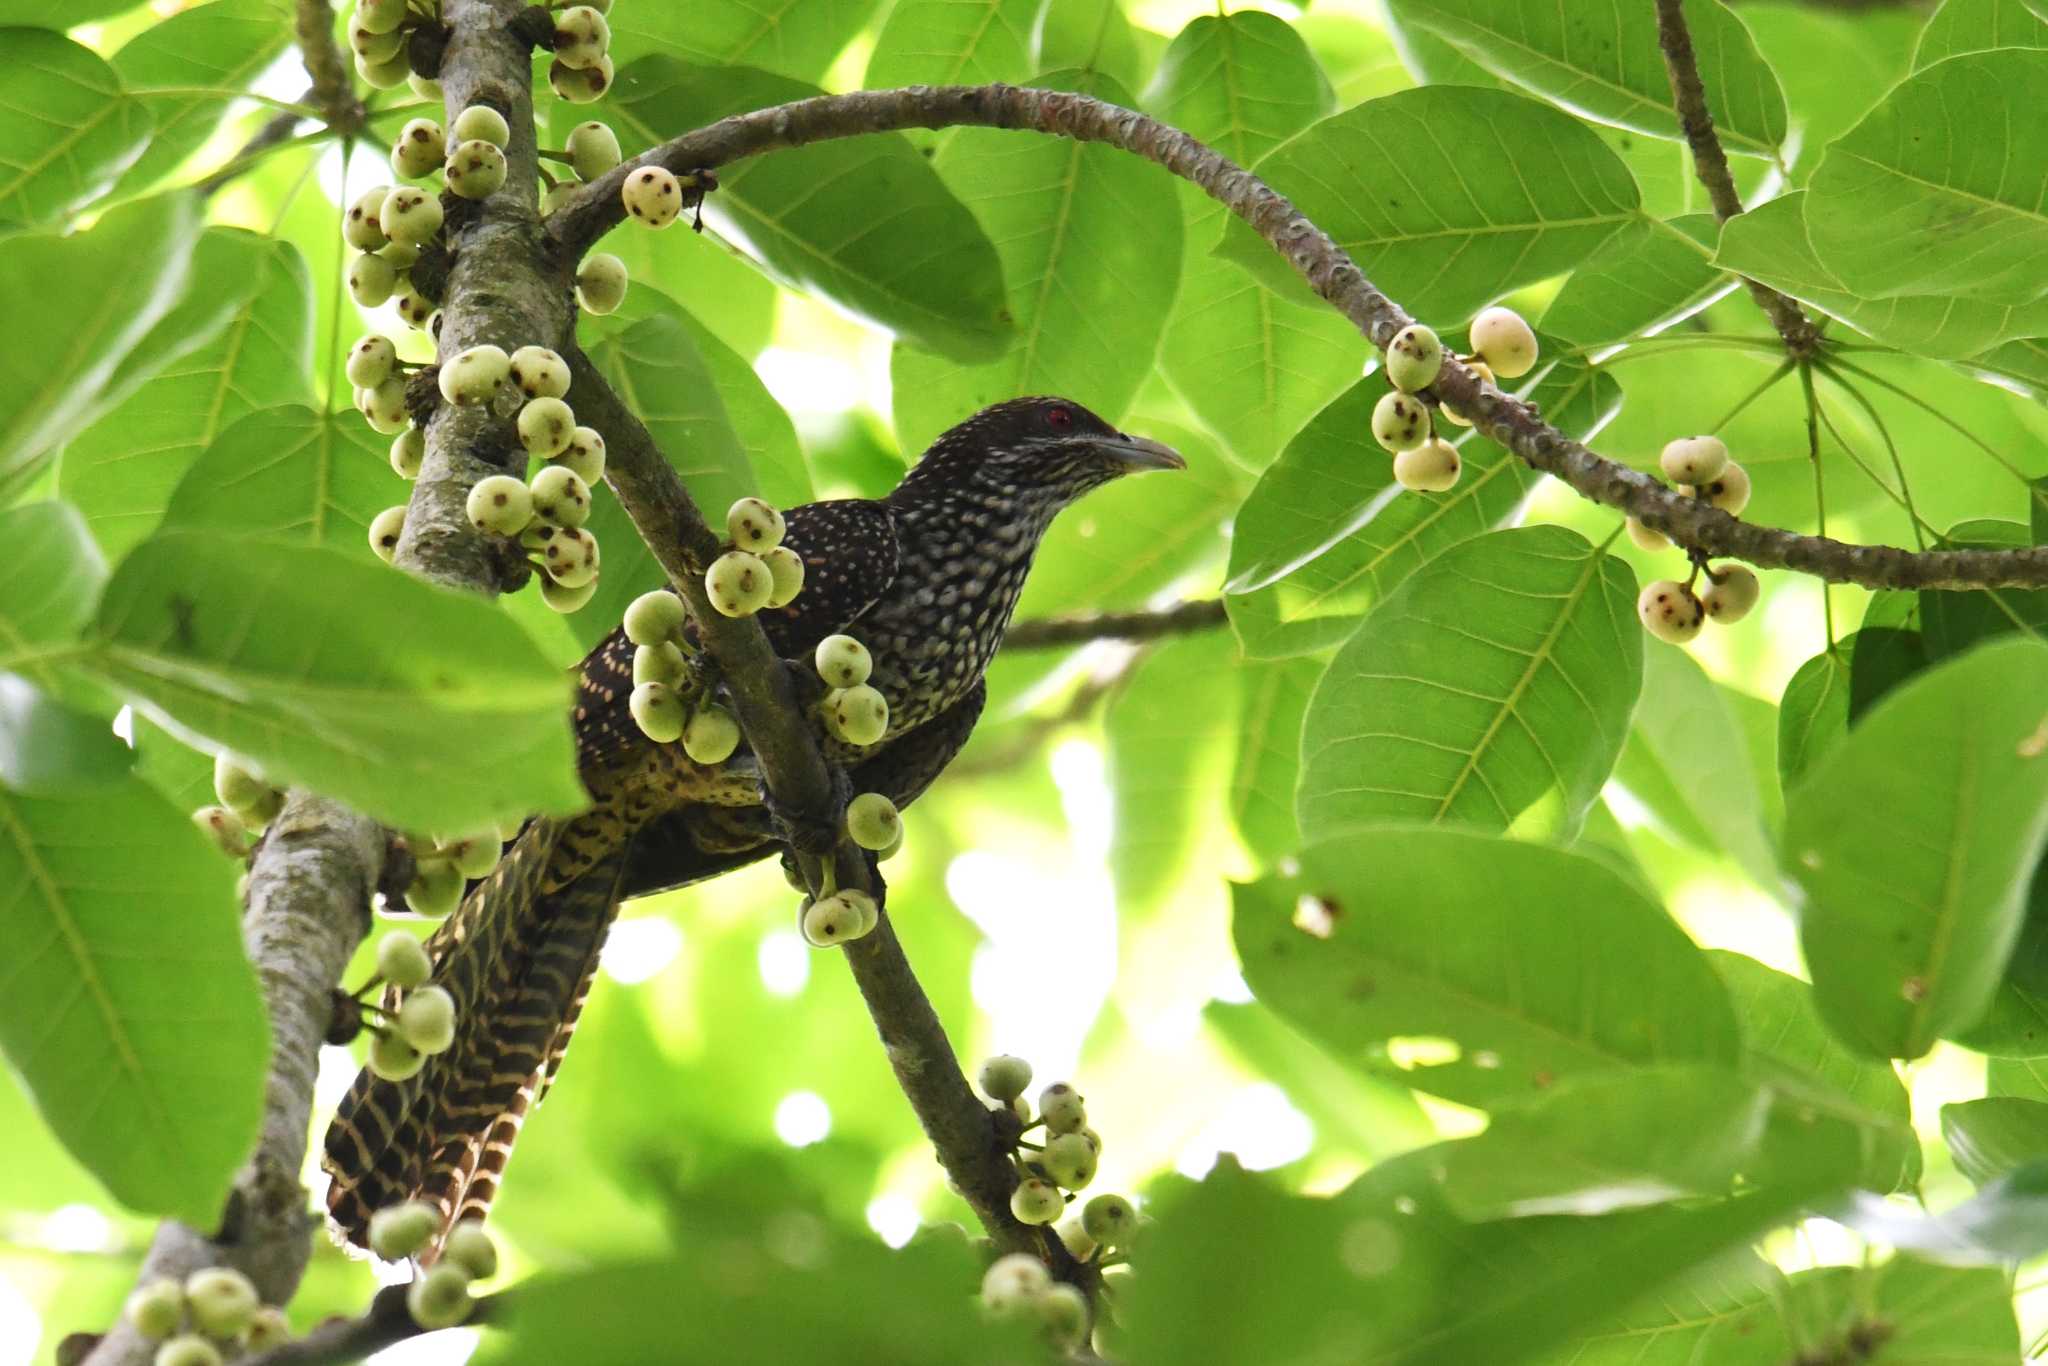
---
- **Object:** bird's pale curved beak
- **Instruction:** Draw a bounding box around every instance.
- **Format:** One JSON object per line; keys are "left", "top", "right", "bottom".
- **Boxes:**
{"left": 1101, "top": 432, "right": 1185, "bottom": 472}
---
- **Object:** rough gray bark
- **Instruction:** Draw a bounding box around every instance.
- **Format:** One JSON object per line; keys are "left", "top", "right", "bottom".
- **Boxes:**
{"left": 395, "top": 0, "right": 576, "bottom": 592}
{"left": 84, "top": 799, "right": 386, "bottom": 1366}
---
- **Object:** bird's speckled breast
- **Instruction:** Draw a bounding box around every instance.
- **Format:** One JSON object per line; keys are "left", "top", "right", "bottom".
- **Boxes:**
{"left": 858, "top": 484, "right": 1059, "bottom": 739}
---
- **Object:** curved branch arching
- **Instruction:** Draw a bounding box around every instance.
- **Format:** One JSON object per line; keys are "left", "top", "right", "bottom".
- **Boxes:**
{"left": 549, "top": 83, "right": 2048, "bottom": 592}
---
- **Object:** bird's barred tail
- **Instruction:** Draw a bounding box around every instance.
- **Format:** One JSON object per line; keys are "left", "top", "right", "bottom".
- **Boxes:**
{"left": 321, "top": 813, "right": 627, "bottom": 1253}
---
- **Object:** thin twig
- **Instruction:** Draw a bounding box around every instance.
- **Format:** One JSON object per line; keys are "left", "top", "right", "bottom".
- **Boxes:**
{"left": 552, "top": 83, "right": 2048, "bottom": 590}
{"left": 1002, "top": 599, "right": 1227, "bottom": 650}
{"left": 1652, "top": 0, "right": 1820, "bottom": 358}
{"left": 293, "top": 0, "right": 363, "bottom": 135}
{"left": 951, "top": 653, "right": 1144, "bottom": 779}
{"left": 197, "top": 102, "right": 312, "bottom": 200}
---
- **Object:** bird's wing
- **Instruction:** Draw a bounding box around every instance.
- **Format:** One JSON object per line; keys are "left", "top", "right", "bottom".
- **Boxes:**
{"left": 573, "top": 498, "right": 899, "bottom": 777}
{"left": 756, "top": 497, "right": 900, "bottom": 659}
{"left": 614, "top": 678, "right": 986, "bottom": 902}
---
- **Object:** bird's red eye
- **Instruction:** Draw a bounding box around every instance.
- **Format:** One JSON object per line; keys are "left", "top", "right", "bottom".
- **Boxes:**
{"left": 1047, "top": 406, "right": 1072, "bottom": 428}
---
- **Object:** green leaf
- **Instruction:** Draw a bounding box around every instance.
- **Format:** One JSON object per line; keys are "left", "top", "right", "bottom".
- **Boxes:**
{"left": 0, "top": 194, "right": 200, "bottom": 494}
{"left": 588, "top": 312, "right": 761, "bottom": 516}
{"left": 1297, "top": 10, "right": 1414, "bottom": 107}
{"left": 1702, "top": 1260, "right": 2020, "bottom": 1363}
{"left": 1840, "top": 1163, "right": 2048, "bottom": 1263}
{"left": 1790, "top": 638, "right": 2048, "bottom": 1058}
{"left": 1524, "top": 1254, "right": 1787, "bottom": 1366}
{"left": 1297, "top": 525, "right": 1641, "bottom": 844}
{"left": 604, "top": 0, "right": 879, "bottom": 81}
{"left": 1203, "top": 1001, "right": 1436, "bottom": 1160}
{"left": 1122, "top": 1153, "right": 1834, "bottom": 1366}
{"left": 1716, "top": 193, "right": 2048, "bottom": 359}
{"left": 130, "top": 712, "right": 214, "bottom": 813}
{"left": 1034, "top": 0, "right": 1143, "bottom": 89}
{"left": 1778, "top": 646, "right": 1851, "bottom": 790}
{"left": 1988, "top": 1054, "right": 2048, "bottom": 1100}
{"left": 863, "top": 0, "right": 1035, "bottom": 88}
{"left": 889, "top": 70, "right": 1184, "bottom": 453}
{"left": 1914, "top": 0, "right": 2047, "bottom": 71}
{"left": 608, "top": 59, "right": 1009, "bottom": 363}
{"left": 476, "top": 1234, "right": 1042, "bottom": 1364}
{"left": 1954, "top": 977, "right": 2048, "bottom": 1056}
{"left": 1612, "top": 642, "right": 1780, "bottom": 888}
{"left": 1744, "top": 5, "right": 1918, "bottom": 183}
{"left": 1540, "top": 216, "right": 1727, "bottom": 348}
{"left": 1806, "top": 49, "right": 2048, "bottom": 303}
{"left": 0, "top": 502, "right": 105, "bottom": 693}
{"left": 1216, "top": 86, "right": 1641, "bottom": 323}
{"left": 1919, "top": 519, "right": 2048, "bottom": 661}
{"left": 0, "top": 678, "right": 133, "bottom": 795}
{"left": 1229, "top": 657, "right": 1319, "bottom": 867}
{"left": 1226, "top": 358, "right": 1619, "bottom": 659}
{"left": 597, "top": 283, "right": 811, "bottom": 508}
{"left": 109, "top": 0, "right": 291, "bottom": 195}
{"left": 0, "top": 771, "right": 265, "bottom": 1226}
{"left": 1848, "top": 622, "right": 1932, "bottom": 722}
{"left": 1106, "top": 634, "right": 1237, "bottom": 912}
{"left": 1152, "top": 13, "right": 1352, "bottom": 470}
{"left": 157, "top": 405, "right": 393, "bottom": 548}
{"left": 1963, "top": 338, "right": 2048, "bottom": 398}
{"left": 1234, "top": 829, "right": 1740, "bottom": 1108}
{"left": 61, "top": 233, "right": 314, "bottom": 560}
{"left": 0, "top": 0, "right": 139, "bottom": 21}
{"left": 97, "top": 225, "right": 272, "bottom": 405}
{"left": 1435, "top": 1065, "right": 1770, "bottom": 1221}
{"left": 1158, "top": 237, "right": 1359, "bottom": 474}
{"left": 1401, "top": 0, "right": 1785, "bottom": 155}
{"left": 1148, "top": 12, "right": 1333, "bottom": 169}
{"left": 0, "top": 28, "right": 153, "bottom": 228}
{"left": 1710, "top": 951, "right": 1919, "bottom": 1193}
{"left": 82, "top": 533, "right": 584, "bottom": 833}
{"left": 1943, "top": 1098, "right": 2048, "bottom": 1186}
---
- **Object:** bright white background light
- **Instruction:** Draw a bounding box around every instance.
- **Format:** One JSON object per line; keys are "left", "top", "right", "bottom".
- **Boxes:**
{"left": 774, "top": 1091, "right": 832, "bottom": 1147}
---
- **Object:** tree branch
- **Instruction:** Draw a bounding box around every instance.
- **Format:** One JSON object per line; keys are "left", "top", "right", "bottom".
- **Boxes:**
{"left": 1653, "top": 0, "right": 1820, "bottom": 358}
{"left": 242, "top": 1285, "right": 501, "bottom": 1366}
{"left": 397, "top": 0, "right": 571, "bottom": 592}
{"left": 292, "top": 0, "right": 363, "bottom": 136}
{"left": 197, "top": 100, "right": 312, "bottom": 200}
{"left": 83, "top": 799, "right": 388, "bottom": 1366}
{"left": 1002, "top": 599, "right": 1227, "bottom": 650}
{"left": 551, "top": 83, "right": 2048, "bottom": 591}
{"left": 565, "top": 351, "right": 1080, "bottom": 1276}
{"left": 204, "top": 0, "right": 365, "bottom": 202}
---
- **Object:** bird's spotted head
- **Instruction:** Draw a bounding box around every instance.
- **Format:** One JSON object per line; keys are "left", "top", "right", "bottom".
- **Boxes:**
{"left": 895, "top": 397, "right": 1184, "bottom": 509}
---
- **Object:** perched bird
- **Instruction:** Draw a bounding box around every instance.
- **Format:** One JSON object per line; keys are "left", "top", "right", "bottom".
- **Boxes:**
{"left": 322, "top": 397, "right": 1183, "bottom": 1251}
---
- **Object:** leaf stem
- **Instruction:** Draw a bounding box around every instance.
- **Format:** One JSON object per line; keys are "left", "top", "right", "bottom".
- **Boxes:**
{"left": 128, "top": 87, "right": 326, "bottom": 117}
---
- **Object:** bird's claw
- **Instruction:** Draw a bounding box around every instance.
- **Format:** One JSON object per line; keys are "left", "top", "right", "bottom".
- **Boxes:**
{"left": 759, "top": 766, "right": 853, "bottom": 860}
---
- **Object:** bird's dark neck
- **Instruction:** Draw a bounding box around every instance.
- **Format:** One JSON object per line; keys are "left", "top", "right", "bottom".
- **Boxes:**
{"left": 888, "top": 467, "right": 1067, "bottom": 569}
